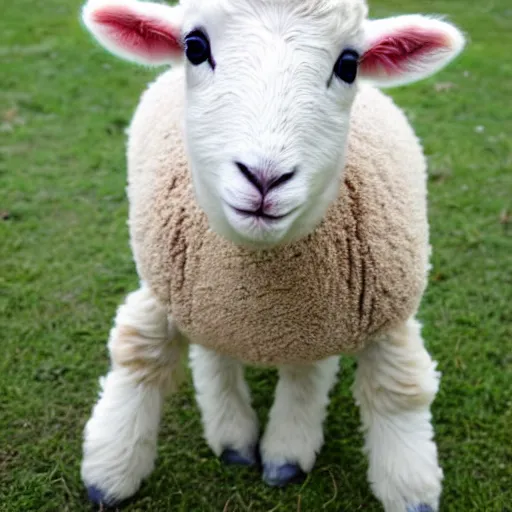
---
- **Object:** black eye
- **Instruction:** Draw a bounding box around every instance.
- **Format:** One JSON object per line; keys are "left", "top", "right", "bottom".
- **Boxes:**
{"left": 333, "top": 49, "right": 359, "bottom": 84}
{"left": 184, "top": 30, "right": 212, "bottom": 66}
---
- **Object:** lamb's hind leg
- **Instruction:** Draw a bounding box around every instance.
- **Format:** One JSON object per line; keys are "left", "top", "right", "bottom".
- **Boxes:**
{"left": 353, "top": 318, "right": 442, "bottom": 512}
{"left": 81, "top": 285, "right": 187, "bottom": 506}
{"left": 189, "top": 345, "right": 260, "bottom": 466}
{"left": 259, "top": 356, "right": 340, "bottom": 487}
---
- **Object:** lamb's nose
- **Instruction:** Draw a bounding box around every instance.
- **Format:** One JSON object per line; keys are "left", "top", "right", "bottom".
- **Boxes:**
{"left": 235, "top": 161, "right": 296, "bottom": 195}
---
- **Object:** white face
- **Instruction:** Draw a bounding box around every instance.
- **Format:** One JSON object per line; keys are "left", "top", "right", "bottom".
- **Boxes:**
{"left": 82, "top": 0, "right": 465, "bottom": 248}
{"left": 182, "top": 0, "right": 367, "bottom": 248}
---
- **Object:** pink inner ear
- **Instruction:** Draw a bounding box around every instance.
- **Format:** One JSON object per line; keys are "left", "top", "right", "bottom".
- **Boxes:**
{"left": 361, "top": 27, "right": 449, "bottom": 75}
{"left": 93, "top": 6, "right": 182, "bottom": 60}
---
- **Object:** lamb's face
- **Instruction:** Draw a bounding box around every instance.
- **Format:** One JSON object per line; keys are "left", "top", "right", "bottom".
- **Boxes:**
{"left": 82, "top": 0, "right": 465, "bottom": 248}
{"left": 182, "top": 0, "right": 368, "bottom": 248}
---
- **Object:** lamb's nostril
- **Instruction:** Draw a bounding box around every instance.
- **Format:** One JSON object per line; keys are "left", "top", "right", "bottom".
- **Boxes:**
{"left": 269, "top": 169, "right": 296, "bottom": 190}
{"left": 235, "top": 161, "right": 263, "bottom": 194}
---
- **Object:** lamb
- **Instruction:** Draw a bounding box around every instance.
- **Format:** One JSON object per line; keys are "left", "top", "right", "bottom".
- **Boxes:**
{"left": 79, "top": 0, "right": 465, "bottom": 510}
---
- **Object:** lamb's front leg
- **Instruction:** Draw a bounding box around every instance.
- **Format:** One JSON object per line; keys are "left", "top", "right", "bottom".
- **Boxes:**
{"left": 189, "top": 345, "right": 260, "bottom": 465}
{"left": 260, "top": 356, "right": 340, "bottom": 487}
{"left": 353, "top": 318, "right": 443, "bottom": 512}
{"left": 81, "top": 285, "right": 187, "bottom": 506}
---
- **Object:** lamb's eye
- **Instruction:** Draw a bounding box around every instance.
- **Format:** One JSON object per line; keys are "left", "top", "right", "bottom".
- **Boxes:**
{"left": 184, "top": 30, "right": 211, "bottom": 66}
{"left": 333, "top": 49, "right": 359, "bottom": 84}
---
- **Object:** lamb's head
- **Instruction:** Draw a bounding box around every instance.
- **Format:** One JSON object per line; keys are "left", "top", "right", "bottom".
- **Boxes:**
{"left": 82, "top": 0, "right": 464, "bottom": 248}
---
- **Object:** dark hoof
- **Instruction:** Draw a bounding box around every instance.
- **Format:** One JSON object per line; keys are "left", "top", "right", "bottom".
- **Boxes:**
{"left": 221, "top": 447, "right": 258, "bottom": 467}
{"left": 406, "top": 505, "right": 434, "bottom": 512}
{"left": 86, "top": 486, "right": 118, "bottom": 507}
{"left": 262, "top": 462, "right": 306, "bottom": 487}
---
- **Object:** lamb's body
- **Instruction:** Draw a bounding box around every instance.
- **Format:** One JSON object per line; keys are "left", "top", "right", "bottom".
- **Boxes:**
{"left": 128, "top": 68, "right": 429, "bottom": 365}
{"left": 80, "top": 1, "right": 464, "bottom": 509}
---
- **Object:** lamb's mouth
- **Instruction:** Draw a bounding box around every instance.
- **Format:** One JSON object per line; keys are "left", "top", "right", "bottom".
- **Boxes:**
{"left": 229, "top": 205, "right": 296, "bottom": 221}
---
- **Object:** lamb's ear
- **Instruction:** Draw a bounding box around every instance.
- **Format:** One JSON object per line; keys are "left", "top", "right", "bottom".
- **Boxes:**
{"left": 82, "top": 0, "right": 183, "bottom": 66}
{"left": 359, "top": 15, "right": 465, "bottom": 87}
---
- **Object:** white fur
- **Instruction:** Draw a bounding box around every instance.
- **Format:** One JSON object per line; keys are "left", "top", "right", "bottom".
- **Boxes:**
{"left": 180, "top": 0, "right": 367, "bottom": 248}
{"left": 81, "top": 368, "right": 162, "bottom": 502}
{"left": 260, "top": 356, "right": 340, "bottom": 472}
{"left": 189, "top": 344, "right": 259, "bottom": 457}
{"left": 189, "top": 348, "right": 340, "bottom": 470}
{"left": 353, "top": 318, "right": 443, "bottom": 511}
{"left": 81, "top": 286, "right": 187, "bottom": 503}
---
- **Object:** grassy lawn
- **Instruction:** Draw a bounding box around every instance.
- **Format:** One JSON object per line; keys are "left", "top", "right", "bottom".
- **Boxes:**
{"left": 1, "top": 0, "right": 511, "bottom": 510}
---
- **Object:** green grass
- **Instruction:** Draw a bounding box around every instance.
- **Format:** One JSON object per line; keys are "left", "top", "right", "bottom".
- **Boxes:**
{"left": 1, "top": 0, "right": 511, "bottom": 510}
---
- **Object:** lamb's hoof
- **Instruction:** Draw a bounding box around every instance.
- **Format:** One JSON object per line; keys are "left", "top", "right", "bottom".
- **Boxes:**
{"left": 221, "top": 447, "right": 258, "bottom": 467}
{"left": 406, "top": 505, "right": 434, "bottom": 512}
{"left": 86, "top": 486, "right": 118, "bottom": 508}
{"left": 262, "top": 462, "right": 306, "bottom": 487}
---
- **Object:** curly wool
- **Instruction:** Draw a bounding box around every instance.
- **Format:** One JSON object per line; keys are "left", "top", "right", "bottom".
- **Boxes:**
{"left": 126, "top": 68, "right": 430, "bottom": 365}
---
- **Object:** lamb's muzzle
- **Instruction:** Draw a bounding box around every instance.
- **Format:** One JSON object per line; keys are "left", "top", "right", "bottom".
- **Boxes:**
{"left": 229, "top": 160, "right": 298, "bottom": 219}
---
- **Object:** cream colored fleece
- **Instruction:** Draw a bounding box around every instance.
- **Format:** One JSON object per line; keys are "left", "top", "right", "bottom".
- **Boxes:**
{"left": 126, "top": 69, "right": 429, "bottom": 365}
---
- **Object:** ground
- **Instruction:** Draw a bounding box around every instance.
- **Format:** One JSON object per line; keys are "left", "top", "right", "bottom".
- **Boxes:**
{"left": 1, "top": 0, "right": 511, "bottom": 511}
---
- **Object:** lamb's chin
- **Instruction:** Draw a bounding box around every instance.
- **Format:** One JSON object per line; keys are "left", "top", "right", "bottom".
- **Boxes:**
{"left": 206, "top": 208, "right": 289, "bottom": 250}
